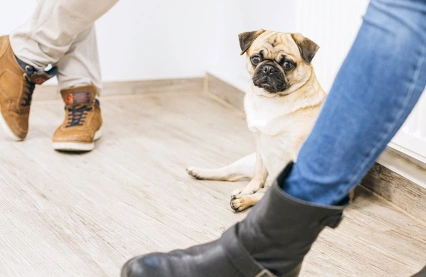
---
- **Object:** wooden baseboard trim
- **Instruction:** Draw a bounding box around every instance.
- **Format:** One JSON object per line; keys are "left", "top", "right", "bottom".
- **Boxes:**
{"left": 33, "top": 77, "right": 205, "bottom": 101}
{"left": 362, "top": 162, "right": 426, "bottom": 223}
{"left": 205, "top": 73, "right": 246, "bottom": 112}
{"left": 205, "top": 74, "right": 426, "bottom": 223}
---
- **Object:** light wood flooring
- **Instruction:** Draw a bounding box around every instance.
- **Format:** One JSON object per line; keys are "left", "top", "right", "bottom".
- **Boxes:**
{"left": 0, "top": 91, "right": 425, "bottom": 277}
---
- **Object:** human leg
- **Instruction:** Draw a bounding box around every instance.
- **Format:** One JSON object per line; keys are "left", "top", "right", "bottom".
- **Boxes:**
{"left": 121, "top": 0, "right": 426, "bottom": 276}
{"left": 52, "top": 26, "right": 103, "bottom": 152}
{"left": 282, "top": 0, "right": 426, "bottom": 206}
{"left": 10, "top": 0, "right": 118, "bottom": 68}
{"left": 0, "top": 0, "right": 117, "bottom": 140}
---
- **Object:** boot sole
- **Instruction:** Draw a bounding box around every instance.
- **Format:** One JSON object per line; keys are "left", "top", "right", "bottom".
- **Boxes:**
{"left": 52, "top": 128, "right": 102, "bottom": 152}
{"left": 0, "top": 108, "right": 24, "bottom": 141}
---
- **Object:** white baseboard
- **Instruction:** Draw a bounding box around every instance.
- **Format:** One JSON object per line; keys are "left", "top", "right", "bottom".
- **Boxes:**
{"left": 33, "top": 77, "right": 205, "bottom": 102}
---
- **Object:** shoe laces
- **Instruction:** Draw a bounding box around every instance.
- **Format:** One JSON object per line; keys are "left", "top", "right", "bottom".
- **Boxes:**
{"left": 16, "top": 58, "right": 57, "bottom": 107}
{"left": 66, "top": 106, "right": 92, "bottom": 127}
{"left": 21, "top": 69, "right": 36, "bottom": 107}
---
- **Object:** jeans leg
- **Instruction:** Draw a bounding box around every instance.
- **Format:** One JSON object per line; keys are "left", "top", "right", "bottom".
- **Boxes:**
{"left": 281, "top": 0, "right": 426, "bottom": 205}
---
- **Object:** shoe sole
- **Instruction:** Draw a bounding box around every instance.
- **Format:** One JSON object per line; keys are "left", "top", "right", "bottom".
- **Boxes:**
{"left": 0, "top": 108, "right": 23, "bottom": 141}
{"left": 52, "top": 128, "right": 103, "bottom": 152}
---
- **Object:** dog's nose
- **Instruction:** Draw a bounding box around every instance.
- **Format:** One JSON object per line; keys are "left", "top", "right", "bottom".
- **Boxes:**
{"left": 262, "top": 65, "right": 277, "bottom": 75}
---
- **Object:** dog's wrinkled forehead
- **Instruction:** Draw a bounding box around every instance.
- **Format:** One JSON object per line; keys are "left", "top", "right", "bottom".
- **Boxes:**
{"left": 249, "top": 32, "right": 300, "bottom": 61}
{"left": 239, "top": 30, "right": 319, "bottom": 65}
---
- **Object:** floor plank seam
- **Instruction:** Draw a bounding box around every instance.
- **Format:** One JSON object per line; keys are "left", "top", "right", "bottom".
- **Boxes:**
{"left": 360, "top": 184, "right": 426, "bottom": 227}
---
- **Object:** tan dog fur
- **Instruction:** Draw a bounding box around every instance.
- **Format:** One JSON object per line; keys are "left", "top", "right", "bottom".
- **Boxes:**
{"left": 187, "top": 30, "right": 326, "bottom": 212}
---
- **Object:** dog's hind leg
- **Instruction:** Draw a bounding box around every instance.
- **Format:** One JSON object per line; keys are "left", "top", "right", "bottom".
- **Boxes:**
{"left": 186, "top": 153, "right": 255, "bottom": 181}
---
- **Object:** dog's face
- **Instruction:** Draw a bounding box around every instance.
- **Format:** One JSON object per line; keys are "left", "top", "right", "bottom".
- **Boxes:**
{"left": 239, "top": 30, "right": 319, "bottom": 96}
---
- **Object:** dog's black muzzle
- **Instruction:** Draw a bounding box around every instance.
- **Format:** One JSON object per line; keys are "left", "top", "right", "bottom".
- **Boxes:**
{"left": 252, "top": 62, "right": 286, "bottom": 93}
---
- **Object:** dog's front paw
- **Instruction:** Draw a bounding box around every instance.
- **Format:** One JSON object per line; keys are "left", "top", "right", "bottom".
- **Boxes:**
{"left": 230, "top": 194, "right": 251, "bottom": 212}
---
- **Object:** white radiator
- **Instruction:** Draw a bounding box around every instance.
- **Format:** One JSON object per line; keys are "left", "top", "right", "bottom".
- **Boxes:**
{"left": 390, "top": 91, "right": 426, "bottom": 164}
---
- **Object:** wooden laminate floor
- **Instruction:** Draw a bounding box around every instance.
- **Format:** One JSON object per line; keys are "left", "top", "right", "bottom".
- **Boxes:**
{"left": 0, "top": 92, "right": 425, "bottom": 277}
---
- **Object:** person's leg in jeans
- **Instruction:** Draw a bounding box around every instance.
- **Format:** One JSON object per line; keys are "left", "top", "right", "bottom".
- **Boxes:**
{"left": 121, "top": 0, "right": 426, "bottom": 276}
{"left": 0, "top": 0, "right": 117, "bottom": 140}
{"left": 282, "top": 0, "right": 426, "bottom": 206}
{"left": 52, "top": 26, "right": 103, "bottom": 152}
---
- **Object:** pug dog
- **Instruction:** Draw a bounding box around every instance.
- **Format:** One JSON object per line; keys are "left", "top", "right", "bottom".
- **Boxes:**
{"left": 187, "top": 30, "right": 326, "bottom": 212}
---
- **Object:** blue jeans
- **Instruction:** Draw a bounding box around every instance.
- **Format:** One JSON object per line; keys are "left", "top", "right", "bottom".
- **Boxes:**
{"left": 282, "top": 0, "right": 426, "bottom": 206}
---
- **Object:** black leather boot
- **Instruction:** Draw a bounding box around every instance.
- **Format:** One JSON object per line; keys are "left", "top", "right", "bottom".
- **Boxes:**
{"left": 121, "top": 163, "right": 346, "bottom": 277}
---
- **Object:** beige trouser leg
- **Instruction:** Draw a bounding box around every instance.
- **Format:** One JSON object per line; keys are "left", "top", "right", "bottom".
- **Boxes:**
{"left": 9, "top": 0, "right": 117, "bottom": 91}
{"left": 56, "top": 25, "right": 102, "bottom": 90}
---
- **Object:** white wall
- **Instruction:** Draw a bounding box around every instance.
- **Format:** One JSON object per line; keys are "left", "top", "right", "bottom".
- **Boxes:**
{"left": 1, "top": 0, "right": 368, "bottom": 89}
{"left": 1, "top": 1, "right": 425, "bottom": 164}
{"left": 0, "top": 0, "right": 217, "bottom": 82}
{"left": 96, "top": 0, "right": 217, "bottom": 81}
{"left": 0, "top": 2, "right": 36, "bottom": 34}
{"left": 208, "top": 0, "right": 369, "bottom": 93}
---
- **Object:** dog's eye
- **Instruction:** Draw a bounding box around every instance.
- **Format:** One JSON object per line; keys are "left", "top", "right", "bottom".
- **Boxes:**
{"left": 251, "top": 55, "right": 262, "bottom": 66}
{"left": 283, "top": 61, "right": 295, "bottom": 70}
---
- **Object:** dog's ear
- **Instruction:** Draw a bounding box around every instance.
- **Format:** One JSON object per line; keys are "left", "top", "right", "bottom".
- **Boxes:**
{"left": 238, "top": 29, "right": 265, "bottom": 55}
{"left": 291, "top": 33, "right": 319, "bottom": 65}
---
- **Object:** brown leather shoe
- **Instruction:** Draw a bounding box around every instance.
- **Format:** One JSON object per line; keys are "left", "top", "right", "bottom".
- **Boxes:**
{"left": 53, "top": 85, "right": 102, "bottom": 151}
{"left": 0, "top": 35, "right": 57, "bottom": 140}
